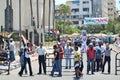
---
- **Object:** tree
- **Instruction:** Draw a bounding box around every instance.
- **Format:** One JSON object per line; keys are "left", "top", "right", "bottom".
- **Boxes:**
{"left": 105, "top": 19, "right": 117, "bottom": 34}
{"left": 59, "top": 4, "right": 71, "bottom": 33}
{"left": 55, "top": 20, "right": 63, "bottom": 33}
{"left": 65, "top": 20, "right": 73, "bottom": 26}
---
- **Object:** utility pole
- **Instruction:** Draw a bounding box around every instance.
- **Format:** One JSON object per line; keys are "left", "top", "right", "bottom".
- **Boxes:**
{"left": 30, "top": 0, "right": 33, "bottom": 26}
{"left": 42, "top": 0, "right": 45, "bottom": 42}
{"left": 53, "top": 0, "right": 55, "bottom": 31}
{"left": 48, "top": 0, "right": 51, "bottom": 34}
{"left": 19, "top": 0, "right": 22, "bottom": 47}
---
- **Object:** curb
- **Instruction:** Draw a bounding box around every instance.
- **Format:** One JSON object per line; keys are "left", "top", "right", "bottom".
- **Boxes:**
{"left": 0, "top": 57, "right": 38, "bottom": 74}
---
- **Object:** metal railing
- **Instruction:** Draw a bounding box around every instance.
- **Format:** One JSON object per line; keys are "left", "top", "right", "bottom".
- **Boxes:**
{"left": 46, "top": 54, "right": 75, "bottom": 72}
{"left": 112, "top": 50, "right": 120, "bottom": 75}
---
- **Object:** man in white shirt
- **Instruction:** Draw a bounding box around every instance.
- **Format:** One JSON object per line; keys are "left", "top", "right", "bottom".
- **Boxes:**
{"left": 9, "top": 38, "right": 15, "bottom": 62}
{"left": 36, "top": 43, "right": 47, "bottom": 75}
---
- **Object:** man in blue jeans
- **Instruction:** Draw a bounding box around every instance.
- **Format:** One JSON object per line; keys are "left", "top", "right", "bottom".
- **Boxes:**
{"left": 50, "top": 45, "right": 62, "bottom": 77}
{"left": 87, "top": 43, "right": 95, "bottom": 74}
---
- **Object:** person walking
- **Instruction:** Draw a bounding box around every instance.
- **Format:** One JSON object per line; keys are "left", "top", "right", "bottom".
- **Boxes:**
{"left": 36, "top": 43, "right": 47, "bottom": 75}
{"left": 87, "top": 43, "right": 95, "bottom": 74}
{"left": 18, "top": 47, "right": 27, "bottom": 74}
{"left": 102, "top": 43, "right": 112, "bottom": 74}
{"left": 50, "top": 45, "right": 62, "bottom": 77}
{"left": 18, "top": 48, "right": 34, "bottom": 76}
{"left": 74, "top": 46, "right": 82, "bottom": 78}
{"left": 77, "top": 43, "right": 84, "bottom": 72}
{"left": 64, "top": 43, "right": 73, "bottom": 69}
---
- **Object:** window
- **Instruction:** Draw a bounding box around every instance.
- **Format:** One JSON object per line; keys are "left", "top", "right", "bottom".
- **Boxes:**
{"left": 73, "top": 21, "right": 79, "bottom": 24}
{"left": 67, "top": 16, "right": 70, "bottom": 19}
{"left": 83, "top": 15, "right": 89, "bottom": 18}
{"left": 83, "top": 1, "right": 89, "bottom": 4}
{"left": 71, "top": 8, "right": 79, "bottom": 12}
{"left": 72, "top": 15, "right": 79, "bottom": 19}
{"left": 83, "top": 8, "right": 89, "bottom": 12}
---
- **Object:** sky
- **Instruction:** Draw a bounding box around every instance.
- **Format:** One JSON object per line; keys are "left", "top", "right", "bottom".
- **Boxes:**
{"left": 55, "top": 0, "right": 67, "bottom": 5}
{"left": 116, "top": 0, "right": 120, "bottom": 10}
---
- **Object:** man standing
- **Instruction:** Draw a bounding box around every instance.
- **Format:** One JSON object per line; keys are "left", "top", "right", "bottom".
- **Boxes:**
{"left": 50, "top": 45, "right": 62, "bottom": 77}
{"left": 57, "top": 42, "right": 64, "bottom": 70}
{"left": 18, "top": 48, "right": 34, "bottom": 76}
{"left": 36, "top": 43, "right": 47, "bottom": 75}
{"left": 102, "top": 43, "right": 112, "bottom": 74}
{"left": 87, "top": 43, "right": 95, "bottom": 74}
{"left": 95, "top": 44, "right": 102, "bottom": 72}
{"left": 64, "top": 43, "right": 73, "bottom": 69}
{"left": 9, "top": 38, "right": 15, "bottom": 62}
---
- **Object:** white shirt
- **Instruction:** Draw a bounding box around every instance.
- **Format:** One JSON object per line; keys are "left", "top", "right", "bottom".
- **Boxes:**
{"left": 36, "top": 47, "right": 46, "bottom": 55}
{"left": 9, "top": 43, "right": 14, "bottom": 51}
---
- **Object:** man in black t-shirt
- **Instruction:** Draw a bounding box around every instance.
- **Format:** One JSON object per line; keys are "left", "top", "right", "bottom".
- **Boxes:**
{"left": 50, "top": 45, "right": 62, "bottom": 77}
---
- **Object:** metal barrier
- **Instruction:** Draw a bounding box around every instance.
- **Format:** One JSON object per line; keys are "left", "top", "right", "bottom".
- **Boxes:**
{"left": 112, "top": 50, "right": 120, "bottom": 75}
{"left": 46, "top": 54, "right": 75, "bottom": 72}
{"left": 115, "top": 52, "right": 120, "bottom": 75}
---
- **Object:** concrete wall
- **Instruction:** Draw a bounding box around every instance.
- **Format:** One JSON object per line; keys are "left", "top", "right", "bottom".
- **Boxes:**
{"left": 0, "top": 0, "right": 54, "bottom": 31}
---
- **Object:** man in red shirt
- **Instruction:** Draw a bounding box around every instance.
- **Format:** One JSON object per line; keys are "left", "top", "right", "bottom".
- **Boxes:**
{"left": 87, "top": 43, "right": 95, "bottom": 74}
{"left": 57, "top": 42, "right": 64, "bottom": 70}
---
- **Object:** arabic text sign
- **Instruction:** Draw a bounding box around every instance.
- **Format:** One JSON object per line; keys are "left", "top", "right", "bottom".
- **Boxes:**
{"left": 84, "top": 17, "right": 109, "bottom": 24}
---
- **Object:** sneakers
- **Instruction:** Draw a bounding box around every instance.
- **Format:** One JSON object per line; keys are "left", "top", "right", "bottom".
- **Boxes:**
{"left": 37, "top": 73, "right": 42, "bottom": 75}
{"left": 30, "top": 74, "right": 34, "bottom": 76}
{"left": 57, "top": 75, "right": 62, "bottom": 77}
{"left": 18, "top": 73, "right": 22, "bottom": 77}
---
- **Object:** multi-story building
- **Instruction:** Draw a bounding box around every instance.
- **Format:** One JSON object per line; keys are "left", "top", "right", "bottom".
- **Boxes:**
{"left": 55, "top": 0, "right": 117, "bottom": 27}
{"left": 107, "top": 0, "right": 116, "bottom": 19}
{"left": 55, "top": 0, "right": 92, "bottom": 27}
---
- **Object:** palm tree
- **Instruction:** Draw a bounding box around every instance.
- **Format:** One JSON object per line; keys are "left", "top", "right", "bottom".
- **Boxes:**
{"left": 65, "top": 20, "right": 73, "bottom": 27}
{"left": 59, "top": 4, "right": 71, "bottom": 34}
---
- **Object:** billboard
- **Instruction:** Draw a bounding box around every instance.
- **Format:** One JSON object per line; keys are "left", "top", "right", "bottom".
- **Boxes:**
{"left": 84, "top": 17, "right": 109, "bottom": 25}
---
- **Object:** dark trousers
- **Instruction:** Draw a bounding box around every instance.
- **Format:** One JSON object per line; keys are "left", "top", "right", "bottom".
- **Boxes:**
{"left": 80, "top": 60, "right": 84, "bottom": 72}
{"left": 19, "top": 58, "right": 33, "bottom": 76}
{"left": 38, "top": 55, "right": 46, "bottom": 74}
{"left": 87, "top": 58, "right": 94, "bottom": 74}
{"left": 96, "top": 59, "right": 100, "bottom": 71}
{"left": 102, "top": 56, "right": 111, "bottom": 73}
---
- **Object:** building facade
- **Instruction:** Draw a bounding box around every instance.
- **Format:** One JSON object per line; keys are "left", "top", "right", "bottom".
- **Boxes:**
{"left": 55, "top": 0, "right": 92, "bottom": 27}
{"left": 55, "top": 0, "right": 117, "bottom": 27}
{"left": 0, "top": 0, "right": 54, "bottom": 43}
{"left": 0, "top": 0, "right": 54, "bottom": 31}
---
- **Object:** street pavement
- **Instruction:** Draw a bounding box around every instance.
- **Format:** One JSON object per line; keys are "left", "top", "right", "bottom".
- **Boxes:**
{"left": 0, "top": 44, "right": 120, "bottom": 80}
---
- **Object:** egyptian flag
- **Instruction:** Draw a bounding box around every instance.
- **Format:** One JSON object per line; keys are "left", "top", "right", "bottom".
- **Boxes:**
{"left": 21, "top": 34, "right": 29, "bottom": 47}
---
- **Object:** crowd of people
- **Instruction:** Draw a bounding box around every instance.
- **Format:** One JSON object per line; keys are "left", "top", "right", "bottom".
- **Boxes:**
{"left": 0, "top": 36, "right": 113, "bottom": 78}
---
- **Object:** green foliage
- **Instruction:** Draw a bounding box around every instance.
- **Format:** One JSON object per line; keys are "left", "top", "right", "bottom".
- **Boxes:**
{"left": 59, "top": 4, "right": 71, "bottom": 17}
{"left": 59, "top": 4, "right": 71, "bottom": 33}
{"left": 79, "top": 17, "right": 120, "bottom": 34}
{"left": 10, "top": 33, "right": 19, "bottom": 41}
{"left": 55, "top": 20, "right": 63, "bottom": 33}
{"left": 65, "top": 26, "right": 81, "bottom": 34}
{"left": 45, "top": 35, "right": 56, "bottom": 42}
